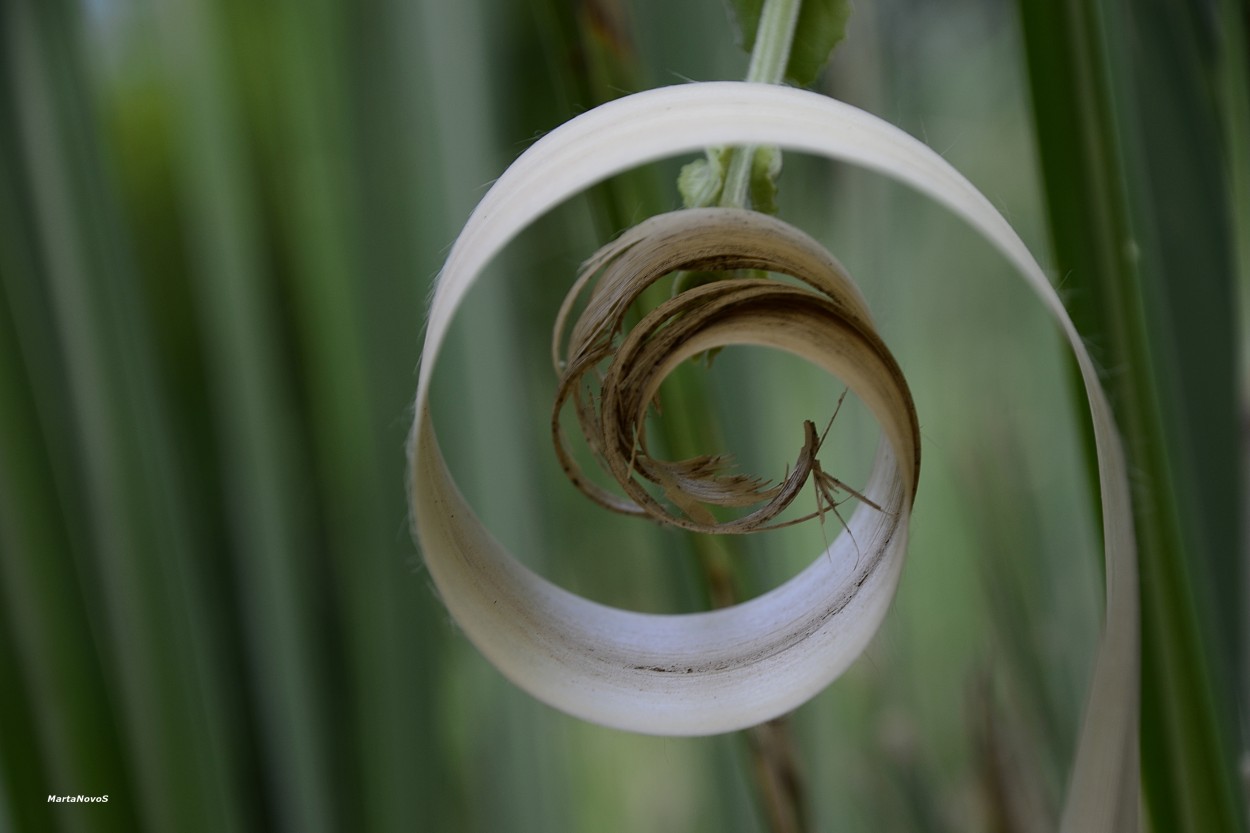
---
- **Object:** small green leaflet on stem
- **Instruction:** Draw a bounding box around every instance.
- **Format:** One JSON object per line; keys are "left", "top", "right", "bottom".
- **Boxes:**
{"left": 679, "top": 146, "right": 782, "bottom": 215}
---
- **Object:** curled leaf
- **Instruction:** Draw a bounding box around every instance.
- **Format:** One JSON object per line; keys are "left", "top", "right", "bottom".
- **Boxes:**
{"left": 551, "top": 207, "right": 916, "bottom": 534}
{"left": 409, "top": 83, "right": 1136, "bottom": 833}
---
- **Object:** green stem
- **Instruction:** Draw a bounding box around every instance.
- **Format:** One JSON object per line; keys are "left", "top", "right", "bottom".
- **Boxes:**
{"left": 537, "top": 3, "right": 811, "bottom": 829}
{"left": 666, "top": 7, "right": 811, "bottom": 832}
{"left": 719, "top": 0, "right": 801, "bottom": 209}
{"left": 745, "top": 0, "right": 803, "bottom": 84}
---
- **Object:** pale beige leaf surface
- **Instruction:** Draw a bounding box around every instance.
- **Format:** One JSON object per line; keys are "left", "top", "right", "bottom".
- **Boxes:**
{"left": 409, "top": 82, "right": 1137, "bottom": 830}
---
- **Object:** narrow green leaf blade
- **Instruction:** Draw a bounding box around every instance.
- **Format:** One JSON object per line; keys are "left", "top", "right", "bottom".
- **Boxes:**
{"left": 1017, "top": 0, "right": 1246, "bottom": 829}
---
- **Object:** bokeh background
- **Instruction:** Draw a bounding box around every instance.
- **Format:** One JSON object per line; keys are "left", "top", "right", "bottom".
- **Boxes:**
{"left": 1, "top": 0, "right": 1244, "bottom": 831}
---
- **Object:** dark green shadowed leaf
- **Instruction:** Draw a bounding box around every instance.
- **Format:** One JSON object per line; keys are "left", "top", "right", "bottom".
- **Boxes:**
{"left": 1017, "top": 0, "right": 1247, "bottom": 829}
{"left": 748, "top": 146, "right": 781, "bottom": 215}
{"left": 0, "top": 224, "right": 140, "bottom": 833}
{"left": 4, "top": 1, "right": 251, "bottom": 830}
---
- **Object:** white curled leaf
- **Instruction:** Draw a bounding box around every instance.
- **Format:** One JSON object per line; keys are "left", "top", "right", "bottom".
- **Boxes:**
{"left": 409, "top": 82, "right": 1137, "bottom": 831}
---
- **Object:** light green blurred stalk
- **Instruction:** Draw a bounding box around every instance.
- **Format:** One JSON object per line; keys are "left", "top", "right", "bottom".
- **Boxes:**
{"left": 144, "top": 0, "right": 344, "bottom": 828}
{"left": 249, "top": 0, "right": 440, "bottom": 828}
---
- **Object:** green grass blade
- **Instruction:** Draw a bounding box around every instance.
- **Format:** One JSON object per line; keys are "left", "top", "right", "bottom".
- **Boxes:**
{"left": 0, "top": 218, "right": 138, "bottom": 833}
{"left": 4, "top": 2, "right": 254, "bottom": 829}
{"left": 244, "top": 0, "right": 447, "bottom": 827}
{"left": 1219, "top": 1, "right": 1250, "bottom": 807}
{"left": 143, "top": 0, "right": 342, "bottom": 829}
{"left": 1016, "top": 0, "right": 1246, "bottom": 829}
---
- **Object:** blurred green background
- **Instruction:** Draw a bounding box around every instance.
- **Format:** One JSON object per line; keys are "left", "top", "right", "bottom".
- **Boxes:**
{"left": 1, "top": 0, "right": 1244, "bottom": 831}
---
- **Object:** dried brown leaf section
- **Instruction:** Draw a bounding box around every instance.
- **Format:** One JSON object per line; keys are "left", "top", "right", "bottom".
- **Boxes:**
{"left": 551, "top": 207, "right": 919, "bottom": 533}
